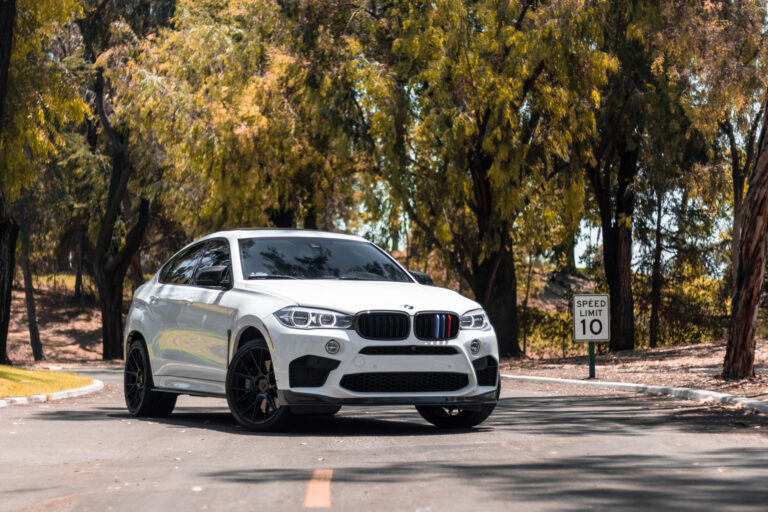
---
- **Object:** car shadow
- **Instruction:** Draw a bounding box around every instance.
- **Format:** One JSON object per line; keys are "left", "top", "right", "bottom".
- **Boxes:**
{"left": 29, "top": 403, "right": 482, "bottom": 437}
{"left": 28, "top": 390, "right": 768, "bottom": 438}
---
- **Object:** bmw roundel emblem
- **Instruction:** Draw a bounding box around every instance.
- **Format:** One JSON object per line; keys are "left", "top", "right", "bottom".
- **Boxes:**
{"left": 403, "top": 304, "right": 414, "bottom": 310}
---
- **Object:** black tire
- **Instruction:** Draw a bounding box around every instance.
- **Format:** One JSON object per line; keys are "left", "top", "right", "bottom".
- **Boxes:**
{"left": 415, "top": 403, "right": 496, "bottom": 428}
{"left": 226, "top": 340, "right": 291, "bottom": 431}
{"left": 124, "top": 339, "right": 177, "bottom": 417}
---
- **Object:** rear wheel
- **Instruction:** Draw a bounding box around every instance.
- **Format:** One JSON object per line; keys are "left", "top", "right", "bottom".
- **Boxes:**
{"left": 124, "top": 340, "right": 177, "bottom": 417}
{"left": 226, "top": 340, "right": 291, "bottom": 431}
{"left": 415, "top": 403, "right": 496, "bottom": 428}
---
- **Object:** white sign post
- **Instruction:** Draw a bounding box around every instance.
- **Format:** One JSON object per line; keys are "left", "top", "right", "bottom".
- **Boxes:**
{"left": 573, "top": 294, "right": 610, "bottom": 378}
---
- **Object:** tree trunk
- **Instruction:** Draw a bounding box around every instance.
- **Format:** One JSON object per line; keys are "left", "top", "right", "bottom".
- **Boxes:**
{"left": 0, "top": 0, "right": 16, "bottom": 135}
{"left": 0, "top": 209, "right": 18, "bottom": 365}
{"left": 649, "top": 190, "right": 664, "bottom": 349}
{"left": 94, "top": 193, "right": 149, "bottom": 360}
{"left": 604, "top": 223, "right": 635, "bottom": 352}
{"left": 94, "top": 274, "right": 126, "bottom": 360}
{"left": 521, "top": 254, "right": 533, "bottom": 355}
{"left": 471, "top": 249, "right": 520, "bottom": 357}
{"left": 731, "top": 181, "right": 744, "bottom": 300}
{"left": 724, "top": 113, "right": 768, "bottom": 379}
{"left": 92, "top": 69, "right": 151, "bottom": 360}
{"left": 74, "top": 222, "right": 84, "bottom": 301}
{"left": 0, "top": 0, "right": 18, "bottom": 366}
{"left": 590, "top": 146, "right": 637, "bottom": 352}
{"left": 555, "top": 229, "right": 578, "bottom": 274}
{"left": 20, "top": 232, "right": 43, "bottom": 360}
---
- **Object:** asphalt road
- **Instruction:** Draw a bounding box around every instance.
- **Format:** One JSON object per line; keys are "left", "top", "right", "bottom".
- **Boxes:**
{"left": 2, "top": 368, "right": 768, "bottom": 512}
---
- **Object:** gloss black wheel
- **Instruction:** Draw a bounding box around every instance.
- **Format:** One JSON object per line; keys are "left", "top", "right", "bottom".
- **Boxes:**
{"left": 124, "top": 339, "right": 177, "bottom": 417}
{"left": 226, "top": 340, "right": 291, "bottom": 431}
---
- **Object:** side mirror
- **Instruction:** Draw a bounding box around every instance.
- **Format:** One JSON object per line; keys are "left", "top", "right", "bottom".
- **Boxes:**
{"left": 196, "top": 265, "right": 230, "bottom": 287}
{"left": 409, "top": 270, "right": 434, "bottom": 285}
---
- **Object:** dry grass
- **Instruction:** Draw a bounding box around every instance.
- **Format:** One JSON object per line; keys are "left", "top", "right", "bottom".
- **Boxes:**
{"left": 0, "top": 365, "right": 92, "bottom": 398}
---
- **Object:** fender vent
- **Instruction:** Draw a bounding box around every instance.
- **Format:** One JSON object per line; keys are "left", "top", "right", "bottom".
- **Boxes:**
{"left": 289, "top": 356, "right": 340, "bottom": 387}
{"left": 472, "top": 356, "right": 498, "bottom": 387}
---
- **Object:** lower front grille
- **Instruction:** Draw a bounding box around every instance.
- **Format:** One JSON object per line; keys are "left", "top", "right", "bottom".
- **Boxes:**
{"left": 359, "top": 345, "right": 458, "bottom": 355}
{"left": 340, "top": 372, "right": 469, "bottom": 393}
{"left": 289, "top": 355, "right": 340, "bottom": 387}
{"left": 472, "top": 356, "right": 498, "bottom": 387}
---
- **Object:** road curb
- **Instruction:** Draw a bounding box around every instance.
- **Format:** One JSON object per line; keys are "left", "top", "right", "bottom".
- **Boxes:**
{"left": 0, "top": 379, "right": 104, "bottom": 408}
{"left": 502, "top": 374, "right": 768, "bottom": 414}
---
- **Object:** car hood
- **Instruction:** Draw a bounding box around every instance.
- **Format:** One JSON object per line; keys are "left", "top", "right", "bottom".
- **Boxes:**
{"left": 240, "top": 280, "right": 481, "bottom": 315}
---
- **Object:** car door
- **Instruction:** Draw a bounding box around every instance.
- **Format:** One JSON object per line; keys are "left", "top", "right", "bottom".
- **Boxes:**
{"left": 152, "top": 242, "right": 207, "bottom": 378}
{"left": 182, "top": 239, "right": 235, "bottom": 383}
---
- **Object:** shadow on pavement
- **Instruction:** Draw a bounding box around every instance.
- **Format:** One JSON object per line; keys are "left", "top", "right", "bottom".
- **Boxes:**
{"left": 203, "top": 448, "right": 768, "bottom": 511}
{"left": 28, "top": 392, "right": 768, "bottom": 438}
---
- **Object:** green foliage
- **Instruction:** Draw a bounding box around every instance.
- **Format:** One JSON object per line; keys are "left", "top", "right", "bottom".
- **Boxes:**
{"left": 634, "top": 267, "right": 728, "bottom": 347}
{"left": 107, "top": 0, "right": 362, "bottom": 234}
{"left": 0, "top": 0, "right": 87, "bottom": 200}
{"left": 349, "top": 0, "right": 615, "bottom": 264}
{"left": 520, "top": 307, "right": 587, "bottom": 359}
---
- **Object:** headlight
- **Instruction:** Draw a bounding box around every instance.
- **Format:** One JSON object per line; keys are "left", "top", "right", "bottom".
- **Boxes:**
{"left": 275, "top": 306, "right": 353, "bottom": 329}
{"left": 460, "top": 308, "right": 491, "bottom": 330}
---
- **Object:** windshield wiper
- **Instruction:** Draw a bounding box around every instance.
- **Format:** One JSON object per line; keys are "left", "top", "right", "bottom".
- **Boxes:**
{"left": 247, "top": 274, "right": 298, "bottom": 280}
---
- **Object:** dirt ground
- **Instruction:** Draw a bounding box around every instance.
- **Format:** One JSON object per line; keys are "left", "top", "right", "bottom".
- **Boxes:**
{"left": 7, "top": 285, "right": 768, "bottom": 400}
{"left": 7, "top": 286, "right": 123, "bottom": 368}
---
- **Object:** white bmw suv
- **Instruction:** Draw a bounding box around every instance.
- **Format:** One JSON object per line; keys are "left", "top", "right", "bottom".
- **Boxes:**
{"left": 124, "top": 229, "right": 499, "bottom": 431}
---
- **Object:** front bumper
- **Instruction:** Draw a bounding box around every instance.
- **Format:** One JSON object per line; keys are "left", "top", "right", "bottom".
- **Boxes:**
{"left": 264, "top": 316, "right": 499, "bottom": 406}
{"left": 279, "top": 387, "right": 499, "bottom": 408}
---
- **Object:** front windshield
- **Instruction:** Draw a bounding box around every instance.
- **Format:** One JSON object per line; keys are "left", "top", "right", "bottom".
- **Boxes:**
{"left": 238, "top": 236, "right": 413, "bottom": 282}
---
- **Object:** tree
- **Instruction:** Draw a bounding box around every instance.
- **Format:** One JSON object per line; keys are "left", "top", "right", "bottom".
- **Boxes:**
{"left": 0, "top": 0, "right": 86, "bottom": 364}
{"left": 725, "top": 101, "right": 768, "bottom": 378}
{"left": 670, "top": 0, "right": 767, "bottom": 299}
{"left": 110, "top": 0, "right": 363, "bottom": 235}
{"left": 0, "top": 0, "right": 19, "bottom": 365}
{"left": 15, "top": 194, "right": 44, "bottom": 360}
{"left": 74, "top": 0, "right": 175, "bottom": 359}
{"left": 343, "top": 0, "right": 612, "bottom": 356}
{"left": 660, "top": 0, "right": 766, "bottom": 376}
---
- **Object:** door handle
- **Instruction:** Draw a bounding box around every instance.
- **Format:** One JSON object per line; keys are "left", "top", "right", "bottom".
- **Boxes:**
{"left": 149, "top": 295, "right": 159, "bottom": 305}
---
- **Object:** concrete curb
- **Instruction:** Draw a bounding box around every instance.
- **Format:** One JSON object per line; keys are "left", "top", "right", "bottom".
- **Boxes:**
{"left": 0, "top": 379, "right": 104, "bottom": 408}
{"left": 502, "top": 374, "right": 768, "bottom": 414}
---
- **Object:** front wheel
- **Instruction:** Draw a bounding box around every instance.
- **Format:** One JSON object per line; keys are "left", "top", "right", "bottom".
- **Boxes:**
{"left": 416, "top": 403, "right": 496, "bottom": 429}
{"left": 226, "top": 341, "right": 291, "bottom": 431}
{"left": 124, "top": 340, "right": 177, "bottom": 417}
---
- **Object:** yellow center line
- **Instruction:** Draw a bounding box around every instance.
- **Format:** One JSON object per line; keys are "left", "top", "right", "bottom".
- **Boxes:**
{"left": 304, "top": 468, "right": 333, "bottom": 508}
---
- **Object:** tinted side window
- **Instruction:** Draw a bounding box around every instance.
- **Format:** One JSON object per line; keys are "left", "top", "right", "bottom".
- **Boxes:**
{"left": 164, "top": 244, "right": 206, "bottom": 285}
{"left": 197, "top": 240, "right": 231, "bottom": 271}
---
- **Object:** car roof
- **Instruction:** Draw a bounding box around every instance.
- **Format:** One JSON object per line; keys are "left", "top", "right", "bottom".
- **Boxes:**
{"left": 196, "top": 228, "right": 369, "bottom": 244}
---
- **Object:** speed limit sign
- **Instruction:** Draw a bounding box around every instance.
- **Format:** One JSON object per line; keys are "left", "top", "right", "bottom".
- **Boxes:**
{"left": 573, "top": 294, "right": 610, "bottom": 342}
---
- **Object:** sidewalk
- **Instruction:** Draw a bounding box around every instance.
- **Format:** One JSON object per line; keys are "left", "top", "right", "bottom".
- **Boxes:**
{"left": 502, "top": 373, "right": 768, "bottom": 414}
